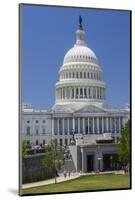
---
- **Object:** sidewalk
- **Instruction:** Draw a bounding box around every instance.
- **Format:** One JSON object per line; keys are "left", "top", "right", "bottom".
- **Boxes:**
{"left": 22, "top": 170, "right": 125, "bottom": 189}
{"left": 22, "top": 173, "right": 80, "bottom": 189}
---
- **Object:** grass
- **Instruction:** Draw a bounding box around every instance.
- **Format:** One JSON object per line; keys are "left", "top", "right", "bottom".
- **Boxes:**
{"left": 22, "top": 174, "right": 130, "bottom": 195}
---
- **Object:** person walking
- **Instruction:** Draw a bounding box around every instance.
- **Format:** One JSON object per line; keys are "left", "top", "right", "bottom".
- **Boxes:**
{"left": 64, "top": 170, "right": 67, "bottom": 178}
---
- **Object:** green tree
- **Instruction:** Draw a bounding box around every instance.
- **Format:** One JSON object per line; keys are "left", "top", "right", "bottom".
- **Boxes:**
{"left": 118, "top": 120, "right": 130, "bottom": 166}
{"left": 22, "top": 140, "right": 31, "bottom": 158}
{"left": 42, "top": 139, "right": 64, "bottom": 184}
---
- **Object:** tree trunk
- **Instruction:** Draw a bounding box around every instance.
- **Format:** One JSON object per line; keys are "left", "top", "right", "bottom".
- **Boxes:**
{"left": 54, "top": 168, "right": 57, "bottom": 184}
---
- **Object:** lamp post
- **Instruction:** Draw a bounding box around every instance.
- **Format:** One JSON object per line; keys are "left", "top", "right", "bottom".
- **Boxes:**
{"left": 97, "top": 145, "right": 102, "bottom": 172}
{"left": 97, "top": 157, "right": 102, "bottom": 172}
{"left": 110, "top": 155, "right": 113, "bottom": 170}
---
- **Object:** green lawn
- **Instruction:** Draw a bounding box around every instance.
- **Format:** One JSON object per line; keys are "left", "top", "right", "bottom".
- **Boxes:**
{"left": 22, "top": 174, "right": 130, "bottom": 195}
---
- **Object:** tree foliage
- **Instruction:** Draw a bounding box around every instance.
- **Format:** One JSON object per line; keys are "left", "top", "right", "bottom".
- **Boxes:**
{"left": 42, "top": 139, "right": 64, "bottom": 183}
{"left": 22, "top": 140, "right": 31, "bottom": 158}
{"left": 118, "top": 120, "right": 130, "bottom": 165}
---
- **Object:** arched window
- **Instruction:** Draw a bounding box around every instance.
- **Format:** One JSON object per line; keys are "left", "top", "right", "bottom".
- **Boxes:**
{"left": 84, "top": 88, "right": 87, "bottom": 98}
{"left": 26, "top": 126, "right": 30, "bottom": 136}
{"left": 84, "top": 72, "right": 86, "bottom": 78}
{"left": 91, "top": 72, "right": 93, "bottom": 79}
{"left": 80, "top": 88, "right": 83, "bottom": 98}
{"left": 89, "top": 88, "right": 91, "bottom": 98}
{"left": 72, "top": 88, "right": 74, "bottom": 98}
{"left": 76, "top": 72, "right": 78, "bottom": 78}
{"left": 80, "top": 72, "right": 82, "bottom": 78}
{"left": 72, "top": 72, "right": 74, "bottom": 78}
{"left": 88, "top": 72, "right": 89, "bottom": 78}
{"left": 76, "top": 88, "right": 78, "bottom": 98}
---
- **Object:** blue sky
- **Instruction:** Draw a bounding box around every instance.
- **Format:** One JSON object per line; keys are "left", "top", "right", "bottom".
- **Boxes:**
{"left": 21, "top": 4, "right": 130, "bottom": 109}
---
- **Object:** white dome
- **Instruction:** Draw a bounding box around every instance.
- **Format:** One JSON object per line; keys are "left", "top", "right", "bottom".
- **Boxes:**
{"left": 63, "top": 45, "right": 97, "bottom": 64}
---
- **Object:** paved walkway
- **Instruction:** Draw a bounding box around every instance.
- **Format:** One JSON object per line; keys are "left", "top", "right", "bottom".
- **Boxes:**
{"left": 22, "top": 173, "right": 80, "bottom": 189}
{"left": 22, "top": 170, "right": 125, "bottom": 189}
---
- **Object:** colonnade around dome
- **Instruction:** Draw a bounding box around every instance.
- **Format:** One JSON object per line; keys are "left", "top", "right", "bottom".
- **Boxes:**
{"left": 56, "top": 86, "right": 105, "bottom": 102}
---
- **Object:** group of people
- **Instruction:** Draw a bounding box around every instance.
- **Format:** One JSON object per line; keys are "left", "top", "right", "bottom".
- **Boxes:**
{"left": 63, "top": 170, "right": 72, "bottom": 178}
{"left": 121, "top": 165, "right": 130, "bottom": 173}
{"left": 63, "top": 146, "right": 72, "bottom": 160}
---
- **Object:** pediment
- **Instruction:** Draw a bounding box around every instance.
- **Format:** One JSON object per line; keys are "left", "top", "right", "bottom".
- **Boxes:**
{"left": 75, "top": 105, "right": 106, "bottom": 113}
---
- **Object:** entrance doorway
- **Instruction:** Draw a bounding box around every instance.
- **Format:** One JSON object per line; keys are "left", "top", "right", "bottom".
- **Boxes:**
{"left": 103, "top": 154, "right": 118, "bottom": 171}
{"left": 87, "top": 155, "right": 94, "bottom": 172}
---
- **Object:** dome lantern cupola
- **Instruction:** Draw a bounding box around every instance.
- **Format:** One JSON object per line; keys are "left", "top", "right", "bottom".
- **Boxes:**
{"left": 75, "top": 16, "right": 86, "bottom": 47}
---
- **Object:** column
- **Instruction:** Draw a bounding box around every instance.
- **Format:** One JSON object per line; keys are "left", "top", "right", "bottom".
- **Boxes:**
{"left": 88, "top": 117, "right": 90, "bottom": 134}
{"left": 63, "top": 88, "right": 65, "bottom": 99}
{"left": 92, "top": 117, "right": 95, "bottom": 134}
{"left": 65, "top": 87, "right": 66, "bottom": 99}
{"left": 102, "top": 117, "right": 104, "bottom": 133}
{"left": 81, "top": 148, "right": 84, "bottom": 172}
{"left": 59, "top": 88, "right": 61, "bottom": 99}
{"left": 121, "top": 117, "right": 123, "bottom": 127}
{"left": 78, "top": 87, "right": 80, "bottom": 98}
{"left": 78, "top": 118, "right": 80, "bottom": 133}
{"left": 114, "top": 118, "right": 117, "bottom": 143}
{"left": 96, "top": 87, "right": 97, "bottom": 99}
{"left": 87, "top": 87, "right": 89, "bottom": 98}
{"left": 104, "top": 88, "right": 105, "bottom": 99}
{"left": 110, "top": 117, "right": 112, "bottom": 133}
{"left": 97, "top": 117, "right": 99, "bottom": 134}
{"left": 106, "top": 117, "right": 108, "bottom": 132}
{"left": 52, "top": 118, "right": 54, "bottom": 136}
{"left": 57, "top": 89, "right": 59, "bottom": 100}
{"left": 99, "top": 88, "right": 101, "bottom": 99}
{"left": 92, "top": 87, "right": 93, "bottom": 98}
{"left": 72, "top": 117, "right": 75, "bottom": 131}
{"left": 114, "top": 118, "right": 117, "bottom": 133}
{"left": 70, "top": 87, "right": 72, "bottom": 99}
{"left": 83, "top": 117, "right": 85, "bottom": 134}
{"left": 62, "top": 88, "right": 63, "bottom": 100}
{"left": 74, "top": 87, "right": 75, "bottom": 99}
{"left": 89, "top": 88, "right": 90, "bottom": 98}
{"left": 57, "top": 118, "right": 59, "bottom": 135}
{"left": 101, "top": 88, "right": 103, "bottom": 99}
{"left": 62, "top": 118, "right": 65, "bottom": 135}
{"left": 83, "top": 88, "right": 85, "bottom": 98}
{"left": 67, "top": 118, "right": 70, "bottom": 135}
{"left": 97, "top": 87, "right": 99, "bottom": 99}
{"left": 118, "top": 117, "right": 121, "bottom": 133}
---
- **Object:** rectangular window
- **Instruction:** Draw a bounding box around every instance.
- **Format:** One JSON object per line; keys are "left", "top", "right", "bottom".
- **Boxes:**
{"left": 65, "top": 138, "right": 68, "bottom": 146}
{"left": 36, "top": 140, "right": 38, "bottom": 145}
{"left": 60, "top": 139, "right": 63, "bottom": 146}
{"left": 36, "top": 129, "right": 39, "bottom": 135}
{"left": 42, "top": 128, "right": 45, "bottom": 134}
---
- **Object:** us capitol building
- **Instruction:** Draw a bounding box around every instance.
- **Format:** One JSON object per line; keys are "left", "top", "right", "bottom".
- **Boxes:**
{"left": 21, "top": 17, "right": 130, "bottom": 172}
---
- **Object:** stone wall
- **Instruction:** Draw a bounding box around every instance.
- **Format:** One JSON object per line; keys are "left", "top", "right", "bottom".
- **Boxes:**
{"left": 22, "top": 153, "right": 54, "bottom": 184}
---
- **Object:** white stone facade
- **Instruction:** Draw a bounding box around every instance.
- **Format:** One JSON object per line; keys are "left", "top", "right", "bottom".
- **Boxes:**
{"left": 21, "top": 18, "right": 130, "bottom": 147}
